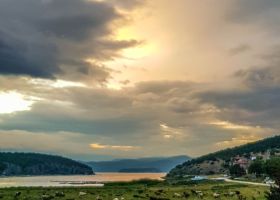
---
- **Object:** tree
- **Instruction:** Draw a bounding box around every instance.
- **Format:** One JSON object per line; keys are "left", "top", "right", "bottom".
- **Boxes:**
{"left": 248, "top": 159, "right": 265, "bottom": 177}
{"left": 265, "top": 157, "right": 280, "bottom": 200}
{"left": 0, "top": 162, "right": 6, "bottom": 174}
{"left": 229, "top": 164, "right": 246, "bottom": 177}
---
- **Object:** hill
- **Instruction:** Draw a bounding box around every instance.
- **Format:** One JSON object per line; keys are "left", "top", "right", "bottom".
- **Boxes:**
{"left": 167, "top": 135, "right": 280, "bottom": 178}
{"left": 0, "top": 152, "right": 94, "bottom": 176}
{"left": 87, "top": 155, "right": 190, "bottom": 172}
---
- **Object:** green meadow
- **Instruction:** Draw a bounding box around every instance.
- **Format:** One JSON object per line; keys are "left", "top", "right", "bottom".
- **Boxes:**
{"left": 0, "top": 180, "right": 268, "bottom": 200}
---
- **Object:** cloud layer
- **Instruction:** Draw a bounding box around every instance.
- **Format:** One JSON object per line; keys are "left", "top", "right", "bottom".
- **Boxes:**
{"left": 0, "top": 0, "right": 280, "bottom": 160}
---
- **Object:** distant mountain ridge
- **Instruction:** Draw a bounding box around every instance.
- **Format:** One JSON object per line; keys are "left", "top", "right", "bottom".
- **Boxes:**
{"left": 87, "top": 155, "right": 190, "bottom": 172}
{"left": 167, "top": 135, "right": 280, "bottom": 177}
{"left": 118, "top": 168, "right": 161, "bottom": 173}
{"left": 0, "top": 152, "right": 94, "bottom": 176}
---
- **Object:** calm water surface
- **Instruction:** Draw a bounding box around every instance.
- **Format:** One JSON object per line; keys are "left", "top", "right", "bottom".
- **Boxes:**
{"left": 0, "top": 173, "right": 166, "bottom": 188}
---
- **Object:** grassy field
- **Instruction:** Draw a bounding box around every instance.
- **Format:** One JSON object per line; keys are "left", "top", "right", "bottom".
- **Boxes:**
{"left": 0, "top": 180, "right": 269, "bottom": 200}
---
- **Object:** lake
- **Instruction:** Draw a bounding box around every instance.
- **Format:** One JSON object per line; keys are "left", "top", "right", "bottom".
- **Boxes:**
{"left": 0, "top": 173, "right": 166, "bottom": 188}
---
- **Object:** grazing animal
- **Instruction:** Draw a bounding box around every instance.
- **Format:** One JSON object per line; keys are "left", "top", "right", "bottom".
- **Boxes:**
{"left": 213, "top": 193, "right": 220, "bottom": 199}
{"left": 79, "top": 192, "right": 87, "bottom": 197}
{"left": 236, "top": 191, "right": 241, "bottom": 195}
{"left": 15, "top": 192, "right": 21, "bottom": 198}
{"left": 173, "top": 193, "right": 181, "bottom": 197}
{"left": 229, "top": 192, "right": 235, "bottom": 197}
{"left": 55, "top": 192, "right": 65, "bottom": 197}
{"left": 96, "top": 196, "right": 102, "bottom": 200}
{"left": 154, "top": 191, "right": 161, "bottom": 196}
{"left": 191, "top": 190, "right": 197, "bottom": 195}
{"left": 183, "top": 192, "right": 190, "bottom": 198}
{"left": 41, "top": 195, "right": 54, "bottom": 200}
{"left": 197, "top": 192, "right": 204, "bottom": 199}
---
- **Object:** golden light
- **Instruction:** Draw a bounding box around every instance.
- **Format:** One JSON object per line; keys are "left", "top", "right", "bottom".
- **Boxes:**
{"left": 29, "top": 79, "right": 86, "bottom": 88}
{"left": 0, "top": 91, "right": 34, "bottom": 114}
{"left": 90, "top": 143, "right": 137, "bottom": 151}
{"left": 116, "top": 27, "right": 158, "bottom": 59}
{"left": 121, "top": 43, "right": 157, "bottom": 60}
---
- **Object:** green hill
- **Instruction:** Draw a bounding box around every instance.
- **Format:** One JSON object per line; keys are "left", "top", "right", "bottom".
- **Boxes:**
{"left": 167, "top": 135, "right": 280, "bottom": 178}
{"left": 0, "top": 152, "right": 94, "bottom": 176}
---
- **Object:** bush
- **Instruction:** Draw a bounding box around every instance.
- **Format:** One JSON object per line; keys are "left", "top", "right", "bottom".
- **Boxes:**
{"left": 229, "top": 164, "right": 246, "bottom": 177}
{"left": 0, "top": 162, "right": 6, "bottom": 173}
{"left": 248, "top": 159, "right": 265, "bottom": 177}
{"left": 265, "top": 157, "right": 280, "bottom": 200}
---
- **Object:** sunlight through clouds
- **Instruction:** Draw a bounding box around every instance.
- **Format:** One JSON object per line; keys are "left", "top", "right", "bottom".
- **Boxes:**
{"left": 90, "top": 143, "right": 139, "bottom": 151}
{"left": 0, "top": 92, "right": 34, "bottom": 114}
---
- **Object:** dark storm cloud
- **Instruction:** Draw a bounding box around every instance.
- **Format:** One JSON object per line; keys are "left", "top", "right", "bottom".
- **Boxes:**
{"left": 0, "top": 31, "right": 59, "bottom": 78}
{"left": 0, "top": 0, "right": 138, "bottom": 80}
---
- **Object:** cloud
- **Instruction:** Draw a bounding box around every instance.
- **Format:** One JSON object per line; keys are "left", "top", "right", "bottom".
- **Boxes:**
{"left": 0, "top": 130, "right": 92, "bottom": 156}
{"left": 0, "top": 0, "right": 139, "bottom": 82}
{"left": 228, "top": 0, "right": 280, "bottom": 26}
{"left": 229, "top": 44, "right": 251, "bottom": 56}
{"left": 208, "top": 120, "right": 256, "bottom": 131}
{"left": 106, "top": 0, "right": 145, "bottom": 10}
{"left": 235, "top": 66, "right": 280, "bottom": 89}
{"left": 160, "top": 123, "right": 184, "bottom": 140}
{"left": 1, "top": 0, "right": 280, "bottom": 160}
{"left": 215, "top": 134, "right": 263, "bottom": 149}
{"left": 90, "top": 143, "right": 138, "bottom": 151}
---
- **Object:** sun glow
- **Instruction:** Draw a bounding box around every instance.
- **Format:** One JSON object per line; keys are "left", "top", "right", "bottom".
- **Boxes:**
{"left": 121, "top": 43, "right": 157, "bottom": 60}
{"left": 90, "top": 143, "right": 138, "bottom": 151}
{"left": 0, "top": 92, "right": 34, "bottom": 114}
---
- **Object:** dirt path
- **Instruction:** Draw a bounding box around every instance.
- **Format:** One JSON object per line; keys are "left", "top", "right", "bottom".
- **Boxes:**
{"left": 223, "top": 178, "right": 271, "bottom": 187}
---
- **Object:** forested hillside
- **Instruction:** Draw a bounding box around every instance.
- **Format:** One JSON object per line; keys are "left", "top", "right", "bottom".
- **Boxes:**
{"left": 0, "top": 153, "right": 94, "bottom": 176}
{"left": 168, "top": 136, "right": 280, "bottom": 177}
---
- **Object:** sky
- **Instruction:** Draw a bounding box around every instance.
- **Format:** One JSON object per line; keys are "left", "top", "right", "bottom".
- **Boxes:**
{"left": 0, "top": 0, "right": 280, "bottom": 161}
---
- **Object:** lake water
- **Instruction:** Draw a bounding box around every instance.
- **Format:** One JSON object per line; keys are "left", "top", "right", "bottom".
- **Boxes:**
{"left": 0, "top": 173, "right": 166, "bottom": 188}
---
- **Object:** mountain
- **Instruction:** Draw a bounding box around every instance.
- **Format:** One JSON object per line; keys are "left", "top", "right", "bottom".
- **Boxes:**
{"left": 0, "top": 152, "right": 94, "bottom": 176}
{"left": 167, "top": 136, "right": 280, "bottom": 178}
{"left": 87, "top": 155, "right": 190, "bottom": 172}
{"left": 118, "top": 168, "right": 161, "bottom": 173}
